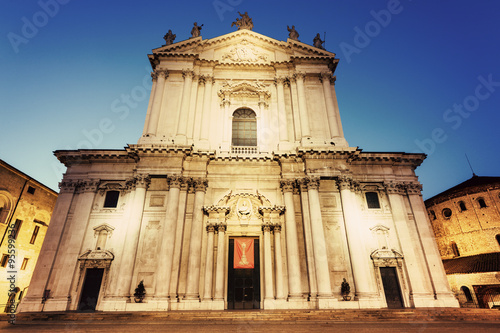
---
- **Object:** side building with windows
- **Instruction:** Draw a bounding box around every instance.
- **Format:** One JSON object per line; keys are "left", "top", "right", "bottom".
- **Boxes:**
{"left": 20, "top": 19, "right": 457, "bottom": 313}
{"left": 0, "top": 159, "right": 58, "bottom": 312}
{"left": 425, "top": 175, "right": 500, "bottom": 308}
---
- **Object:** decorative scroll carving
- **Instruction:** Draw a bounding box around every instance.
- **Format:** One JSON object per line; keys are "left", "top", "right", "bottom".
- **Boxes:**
{"left": 151, "top": 71, "right": 158, "bottom": 81}
{"left": 218, "top": 80, "right": 270, "bottom": 103}
{"left": 167, "top": 175, "right": 184, "bottom": 189}
{"left": 319, "top": 71, "right": 333, "bottom": 83}
{"left": 78, "top": 249, "right": 114, "bottom": 269}
{"left": 182, "top": 69, "right": 195, "bottom": 79}
{"left": 206, "top": 224, "right": 216, "bottom": 233}
{"left": 156, "top": 69, "right": 169, "bottom": 79}
{"left": 98, "top": 180, "right": 128, "bottom": 195}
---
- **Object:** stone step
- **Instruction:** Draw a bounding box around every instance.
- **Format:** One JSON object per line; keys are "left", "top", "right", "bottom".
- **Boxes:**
{"left": 4, "top": 308, "right": 500, "bottom": 324}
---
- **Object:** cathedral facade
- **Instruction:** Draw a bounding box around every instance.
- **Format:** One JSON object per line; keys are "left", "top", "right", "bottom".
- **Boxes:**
{"left": 20, "top": 19, "right": 458, "bottom": 312}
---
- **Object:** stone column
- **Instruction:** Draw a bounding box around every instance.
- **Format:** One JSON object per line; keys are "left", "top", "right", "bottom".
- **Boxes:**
{"left": 147, "top": 70, "right": 168, "bottom": 136}
{"left": 214, "top": 223, "right": 226, "bottom": 301}
{"left": 275, "top": 76, "right": 289, "bottom": 143}
{"left": 280, "top": 179, "right": 303, "bottom": 298}
{"left": 116, "top": 174, "right": 150, "bottom": 297}
{"left": 49, "top": 179, "right": 99, "bottom": 310}
{"left": 203, "top": 224, "right": 216, "bottom": 300}
{"left": 294, "top": 72, "right": 311, "bottom": 138}
{"left": 19, "top": 180, "right": 79, "bottom": 312}
{"left": 199, "top": 75, "right": 213, "bottom": 142}
{"left": 330, "top": 77, "right": 344, "bottom": 138}
{"left": 337, "top": 176, "right": 375, "bottom": 299}
{"left": 288, "top": 76, "right": 302, "bottom": 141}
{"left": 169, "top": 180, "right": 189, "bottom": 299}
{"left": 142, "top": 71, "right": 157, "bottom": 136}
{"left": 305, "top": 177, "right": 332, "bottom": 297}
{"left": 155, "top": 175, "right": 182, "bottom": 298}
{"left": 176, "top": 69, "right": 194, "bottom": 144}
{"left": 385, "top": 182, "right": 432, "bottom": 304}
{"left": 405, "top": 183, "right": 458, "bottom": 306}
{"left": 184, "top": 178, "right": 208, "bottom": 299}
{"left": 273, "top": 224, "right": 285, "bottom": 299}
{"left": 320, "top": 72, "right": 340, "bottom": 138}
{"left": 221, "top": 98, "right": 231, "bottom": 152}
{"left": 297, "top": 180, "right": 318, "bottom": 299}
{"left": 263, "top": 223, "right": 274, "bottom": 300}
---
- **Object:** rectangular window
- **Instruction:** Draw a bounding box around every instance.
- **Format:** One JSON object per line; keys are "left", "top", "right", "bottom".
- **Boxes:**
{"left": 1, "top": 254, "right": 9, "bottom": 268}
{"left": 11, "top": 219, "right": 22, "bottom": 240}
{"left": 103, "top": 191, "right": 120, "bottom": 208}
{"left": 20, "top": 258, "right": 29, "bottom": 270}
{"left": 365, "top": 192, "right": 381, "bottom": 209}
{"left": 27, "top": 186, "right": 36, "bottom": 194}
{"left": 30, "top": 225, "right": 40, "bottom": 244}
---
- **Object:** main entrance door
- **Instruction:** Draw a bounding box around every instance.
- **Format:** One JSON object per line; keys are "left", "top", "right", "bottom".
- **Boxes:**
{"left": 227, "top": 238, "right": 260, "bottom": 309}
{"left": 78, "top": 268, "right": 104, "bottom": 311}
{"left": 380, "top": 267, "right": 404, "bottom": 308}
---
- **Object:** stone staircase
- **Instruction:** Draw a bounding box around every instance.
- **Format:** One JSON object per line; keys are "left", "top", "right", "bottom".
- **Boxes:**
{"left": 3, "top": 308, "right": 500, "bottom": 324}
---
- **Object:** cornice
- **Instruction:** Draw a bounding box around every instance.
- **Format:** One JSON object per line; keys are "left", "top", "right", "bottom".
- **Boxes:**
{"left": 54, "top": 149, "right": 135, "bottom": 167}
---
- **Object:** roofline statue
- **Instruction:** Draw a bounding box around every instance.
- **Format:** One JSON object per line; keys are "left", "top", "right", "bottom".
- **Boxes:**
{"left": 313, "top": 33, "right": 325, "bottom": 49}
{"left": 163, "top": 29, "right": 176, "bottom": 46}
{"left": 191, "top": 22, "right": 203, "bottom": 38}
{"left": 287, "top": 25, "right": 299, "bottom": 41}
{"left": 231, "top": 11, "right": 253, "bottom": 31}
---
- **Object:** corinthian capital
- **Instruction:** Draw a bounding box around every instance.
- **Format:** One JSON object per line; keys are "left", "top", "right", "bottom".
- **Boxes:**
{"left": 182, "top": 69, "right": 195, "bottom": 79}
{"left": 384, "top": 181, "right": 404, "bottom": 195}
{"left": 404, "top": 182, "right": 423, "bottom": 195}
{"left": 305, "top": 176, "right": 320, "bottom": 190}
{"left": 151, "top": 71, "right": 158, "bottom": 81}
{"left": 77, "top": 179, "right": 100, "bottom": 193}
{"left": 192, "top": 178, "right": 208, "bottom": 192}
{"left": 156, "top": 69, "right": 169, "bottom": 79}
{"left": 293, "top": 72, "right": 306, "bottom": 81}
{"left": 319, "top": 71, "right": 332, "bottom": 82}
{"left": 336, "top": 176, "right": 353, "bottom": 191}
{"left": 280, "top": 179, "right": 296, "bottom": 193}
{"left": 59, "top": 179, "right": 79, "bottom": 193}
{"left": 167, "top": 175, "right": 184, "bottom": 189}
{"left": 134, "top": 174, "right": 151, "bottom": 189}
{"left": 274, "top": 76, "right": 286, "bottom": 85}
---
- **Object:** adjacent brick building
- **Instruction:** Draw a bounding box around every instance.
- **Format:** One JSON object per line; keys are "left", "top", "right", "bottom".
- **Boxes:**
{"left": 425, "top": 175, "right": 500, "bottom": 308}
{"left": 0, "top": 159, "right": 58, "bottom": 312}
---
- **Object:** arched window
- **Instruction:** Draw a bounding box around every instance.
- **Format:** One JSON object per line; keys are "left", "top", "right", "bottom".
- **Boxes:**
{"left": 365, "top": 192, "right": 380, "bottom": 209}
{"left": 496, "top": 234, "right": 500, "bottom": 247}
{"left": 232, "top": 108, "right": 257, "bottom": 146}
{"left": 451, "top": 241, "right": 460, "bottom": 257}
{"left": 461, "top": 286, "right": 473, "bottom": 302}
{"left": 477, "top": 197, "right": 487, "bottom": 208}
{"left": 429, "top": 210, "right": 436, "bottom": 220}
{"left": 458, "top": 201, "right": 467, "bottom": 211}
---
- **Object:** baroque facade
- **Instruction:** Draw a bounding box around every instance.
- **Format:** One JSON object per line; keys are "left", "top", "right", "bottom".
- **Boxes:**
{"left": 0, "top": 159, "right": 58, "bottom": 312}
{"left": 425, "top": 175, "right": 500, "bottom": 308}
{"left": 20, "top": 19, "right": 458, "bottom": 312}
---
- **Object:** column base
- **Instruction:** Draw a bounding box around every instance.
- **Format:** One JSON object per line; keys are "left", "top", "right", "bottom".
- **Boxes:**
{"left": 18, "top": 297, "right": 44, "bottom": 313}
{"left": 39, "top": 296, "right": 70, "bottom": 312}
{"left": 435, "top": 292, "right": 460, "bottom": 308}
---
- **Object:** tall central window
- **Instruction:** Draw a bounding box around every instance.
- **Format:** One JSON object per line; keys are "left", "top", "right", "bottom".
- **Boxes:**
{"left": 232, "top": 108, "right": 257, "bottom": 146}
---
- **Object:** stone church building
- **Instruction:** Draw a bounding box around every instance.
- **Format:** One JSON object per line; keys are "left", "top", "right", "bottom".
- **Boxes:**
{"left": 20, "top": 17, "right": 458, "bottom": 312}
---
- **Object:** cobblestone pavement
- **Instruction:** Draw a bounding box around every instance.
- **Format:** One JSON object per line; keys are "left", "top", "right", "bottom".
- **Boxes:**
{"left": 1, "top": 321, "right": 499, "bottom": 332}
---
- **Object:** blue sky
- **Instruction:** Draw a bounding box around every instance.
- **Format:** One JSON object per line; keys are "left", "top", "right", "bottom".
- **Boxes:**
{"left": 1, "top": 0, "right": 499, "bottom": 199}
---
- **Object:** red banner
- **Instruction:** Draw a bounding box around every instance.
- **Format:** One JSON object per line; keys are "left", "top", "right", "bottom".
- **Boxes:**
{"left": 234, "top": 238, "right": 254, "bottom": 269}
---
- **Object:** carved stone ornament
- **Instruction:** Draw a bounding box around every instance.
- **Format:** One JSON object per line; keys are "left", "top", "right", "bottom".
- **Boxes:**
{"left": 58, "top": 179, "right": 79, "bottom": 193}
{"left": 384, "top": 181, "right": 404, "bottom": 195}
{"left": 222, "top": 40, "right": 268, "bottom": 63}
{"left": 77, "top": 179, "right": 100, "bottom": 194}
{"left": 280, "top": 179, "right": 296, "bottom": 193}
{"left": 78, "top": 249, "right": 114, "bottom": 269}
{"left": 404, "top": 182, "right": 423, "bottom": 195}
{"left": 218, "top": 80, "right": 270, "bottom": 104}
{"left": 98, "top": 180, "right": 128, "bottom": 195}
{"left": 231, "top": 11, "right": 253, "bottom": 30}
{"left": 221, "top": 192, "right": 272, "bottom": 224}
{"left": 163, "top": 29, "right": 176, "bottom": 46}
{"left": 370, "top": 248, "right": 403, "bottom": 268}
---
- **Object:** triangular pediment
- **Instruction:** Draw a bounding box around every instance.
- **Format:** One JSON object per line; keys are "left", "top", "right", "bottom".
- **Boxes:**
{"left": 151, "top": 29, "right": 336, "bottom": 66}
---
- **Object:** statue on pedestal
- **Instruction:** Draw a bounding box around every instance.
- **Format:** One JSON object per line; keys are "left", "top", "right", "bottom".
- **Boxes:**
{"left": 191, "top": 22, "right": 203, "bottom": 38}
{"left": 313, "top": 33, "right": 325, "bottom": 49}
{"left": 287, "top": 25, "right": 299, "bottom": 41}
{"left": 231, "top": 11, "right": 253, "bottom": 31}
{"left": 163, "top": 30, "right": 176, "bottom": 46}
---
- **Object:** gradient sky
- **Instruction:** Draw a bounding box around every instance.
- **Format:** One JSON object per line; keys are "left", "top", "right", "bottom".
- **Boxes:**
{"left": 1, "top": 0, "right": 499, "bottom": 199}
